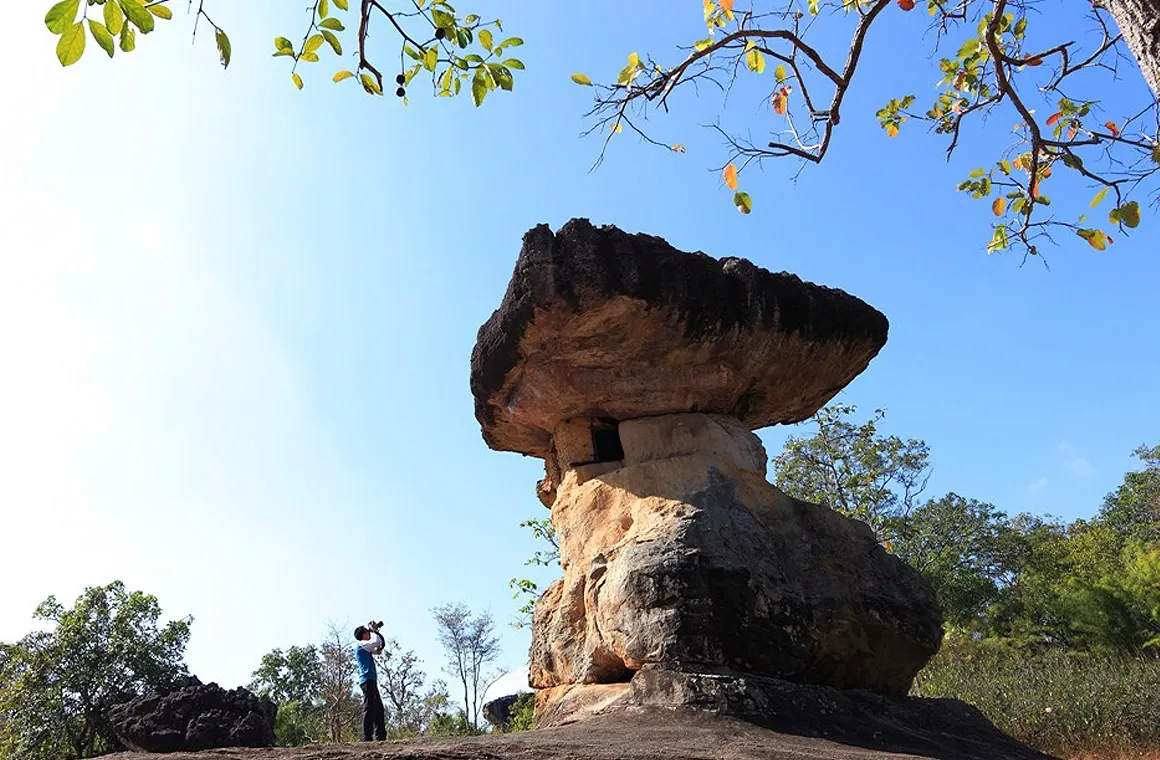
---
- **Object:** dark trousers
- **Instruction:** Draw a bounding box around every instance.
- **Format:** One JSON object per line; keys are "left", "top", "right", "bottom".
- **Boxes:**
{"left": 360, "top": 680, "right": 386, "bottom": 741}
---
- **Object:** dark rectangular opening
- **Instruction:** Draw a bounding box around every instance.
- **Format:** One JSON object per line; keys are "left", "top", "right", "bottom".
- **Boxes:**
{"left": 591, "top": 420, "right": 624, "bottom": 463}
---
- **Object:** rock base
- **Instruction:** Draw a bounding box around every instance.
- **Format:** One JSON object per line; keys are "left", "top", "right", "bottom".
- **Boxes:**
{"left": 535, "top": 668, "right": 1053, "bottom": 759}
{"left": 103, "top": 683, "right": 1058, "bottom": 760}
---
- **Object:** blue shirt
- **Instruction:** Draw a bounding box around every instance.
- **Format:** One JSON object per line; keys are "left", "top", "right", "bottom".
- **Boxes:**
{"left": 355, "top": 633, "right": 382, "bottom": 684}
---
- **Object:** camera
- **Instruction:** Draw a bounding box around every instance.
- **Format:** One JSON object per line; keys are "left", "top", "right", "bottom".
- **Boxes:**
{"left": 368, "top": 620, "right": 383, "bottom": 631}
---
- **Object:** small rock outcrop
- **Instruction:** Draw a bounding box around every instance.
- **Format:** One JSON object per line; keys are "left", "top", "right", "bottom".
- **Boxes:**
{"left": 111, "top": 676, "right": 276, "bottom": 753}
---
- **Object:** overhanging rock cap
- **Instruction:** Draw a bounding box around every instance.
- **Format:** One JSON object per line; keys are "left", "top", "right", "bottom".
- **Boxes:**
{"left": 470, "top": 218, "right": 888, "bottom": 458}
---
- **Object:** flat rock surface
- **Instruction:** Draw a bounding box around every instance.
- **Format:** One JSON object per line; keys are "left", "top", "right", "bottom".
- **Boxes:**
{"left": 102, "top": 706, "right": 1056, "bottom": 760}
{"left": 471, "top": 218, "right": 889, "bottom": 457}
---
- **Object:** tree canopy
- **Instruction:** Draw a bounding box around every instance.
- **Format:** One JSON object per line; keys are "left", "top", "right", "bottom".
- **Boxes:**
{"left": 40, "top": 0, "right": 1160, "bottom": 261}
{"left": 0, "top": 582, "right": 191, "bottom": 760}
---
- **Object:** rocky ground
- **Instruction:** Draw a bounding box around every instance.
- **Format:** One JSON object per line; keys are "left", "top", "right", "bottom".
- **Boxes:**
{"left": 103, "top": 707, "right": 1058, "bottom": 760}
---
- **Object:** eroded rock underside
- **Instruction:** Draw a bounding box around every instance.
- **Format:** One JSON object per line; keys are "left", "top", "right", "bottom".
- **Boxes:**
{"left": 470, "top": 218, "right": 889, "bottom": 458}
{"left": 529, "top": 414, "right": 943, "bottom": 710}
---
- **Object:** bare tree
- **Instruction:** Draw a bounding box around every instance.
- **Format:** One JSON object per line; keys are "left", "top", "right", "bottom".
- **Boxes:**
{"left": 373, "top": 638, "right": 452, "bottom": 736}
{"left": 319, "top": 622, "right": 360, "bottom": 743}
{"left": 431, "top": 604, "right": 502, "bottom": 731}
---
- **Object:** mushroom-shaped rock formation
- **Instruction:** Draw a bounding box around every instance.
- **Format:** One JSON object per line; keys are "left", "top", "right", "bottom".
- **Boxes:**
{"left": 470, "top": 217, "right": 889, "bottom": 460}
{"left": 470, "top": 220, "right": 943, "bottom": 727}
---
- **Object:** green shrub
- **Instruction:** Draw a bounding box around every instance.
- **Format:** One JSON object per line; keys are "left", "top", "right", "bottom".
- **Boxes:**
{"left": 913, "top": 638, "right": 1160, "bottom": 756}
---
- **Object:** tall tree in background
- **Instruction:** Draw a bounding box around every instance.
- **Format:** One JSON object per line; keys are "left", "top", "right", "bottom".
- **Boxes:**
{"left": 773, "top": 404, "right": 931, "bottom": 539}
{"left": 374, "top": 640, "right": 453, "bottom": 737}
{"left": 318, "top": 624, "right": 360, "bottom": 743}
{"left": 431, "top": 604, "right": 501, "bottom": 731}
{"left": 0, "top": 582, "right": 191, "bottom": 760}
{"left": 249, "top": 645, "right": 325, "bottom": 746}
{"left": 892, "top": 493, "right": 1010, "bottom": 629}
{"left": 42, "top": 0, "right": 1159, "bottom": 258}
{"left": 1099, "top": 444, "right": 1160, "bottom": 542}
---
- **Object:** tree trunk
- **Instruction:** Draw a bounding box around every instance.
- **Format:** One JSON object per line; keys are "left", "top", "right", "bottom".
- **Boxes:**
{"left": 1101, "top": 0, "right": 1160, "bottom": 99}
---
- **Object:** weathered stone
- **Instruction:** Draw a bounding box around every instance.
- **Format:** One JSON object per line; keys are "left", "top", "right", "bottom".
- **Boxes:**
{"left": 529, "top": 414, "right": 942, "bottom": 699}
{"left": 533, "top": 668, "right": 1055, "bottom": 760}
{"left": 111, "top": 676, "right": 276, "bottom": 752}
{"left": 470, "top": 218, "right": 888, "bottom": 459}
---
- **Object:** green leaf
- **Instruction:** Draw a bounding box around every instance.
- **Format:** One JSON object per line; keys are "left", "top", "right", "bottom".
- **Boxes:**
{"left": 334, "top": 0, "right": 348, "bottom": 9}
{"left": 360, "top": 72, "right": 383, "bottom": 94}
{"left": 571, "top": 72, "right": 592, "bottom": 86}
{"left": 503, "top": 58, "right": 525, "bottom": 70}
{"left": 273, "top": 48, "right": 295, "bottom": 58}
{"left": 119, "top": 23, "right": 136, "bottom": 51}
{"left": 320, "top": 18, "right": 344, "bottom": 30}
{"left": 120, "top": 0, "right": 155, "bottom": 33}
{"left": 45, "top": 0, "right": 80, "bottom": 34}
{"left": 499, "top": 36, "right": 523, "bottom": 47}
{"left": 733, "top": 191, "right": 753, "bottom": 215}
{"left": 89, "top": 19, "right": 115, "bottom": 57}
{"left": 774, "top": 64, "right": 787, "bottom": 83}
{"left": 319, "top": 0, "right": 329, "bottom": 18}
{"left": 215, "top": 27, "right": 231, "bottom": 68}
{"left": 300, "top": 51, "right": 320, "bottom": 62}
{"left": 423, "top": 46, "right": 438, "bottom": 71}
{"left": 745, "top": 47, "right": 765, "bottom": 74}
{"left": 147, "top": 4, "right": 173, "bottom": 20}
{"left": 472, "top": 69, "right": 488, "bottom": 106}
{"left": 479, "top": 28, "right": 493, "bottom": 51}
{"left": 404, "top": 45, "right": 422, "bottom": 60}
{"left": 304, "top": 34, "right": 324, "bottom": 54}
{"left": 489, "top": 63, "right": 513, "bottom": 91}
{"left": 275, "top": 36, "right": 293, "bottom": 51}
{"left": 1090, "top": 187, "right": 1109, "bottom": 208}
{"left": 292, "top": 71, "right": 304, "bottom": 89}
{"left": 333, "top": 69, "right": 354, "bottom": 82}
{"left": 103, "top": 1, "right": 123, "bottom": 35}
{"left": 56, "top": 22, "right": 86, "bottom": 66}
{"left": 998, "top": 159, "right": 1012, "bottom": 175}
{"left": 1112, "top": 201, "right": 1140, "bottom": 228}
{"left": 969, "top": 168, "right": 986, "bottom": 178}
{"left": 694, "top": 38, "right": 713, "bottom": 52}
{"left": 322, "top": 29, "right": 341, "bottom": 55}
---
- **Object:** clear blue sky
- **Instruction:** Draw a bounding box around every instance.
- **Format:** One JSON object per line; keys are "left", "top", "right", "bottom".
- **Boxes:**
{"left": 2, "top": 0, "right": 1157, "bottom": 705}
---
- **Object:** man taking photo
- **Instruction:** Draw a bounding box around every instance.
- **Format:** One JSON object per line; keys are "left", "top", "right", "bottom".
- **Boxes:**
{"left": 353, "top": 620, "right": 386, "bottom": 741}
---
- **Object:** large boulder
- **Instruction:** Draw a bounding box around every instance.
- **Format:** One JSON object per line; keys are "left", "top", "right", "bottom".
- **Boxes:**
{"left": 529, "top": 413, "right": 942, "bottom": 708}
{"left": 470, "top": 218, "right": 888, "bottom": 459}
{"left": 111, "top": 676, "right": 276, "bottom": 753}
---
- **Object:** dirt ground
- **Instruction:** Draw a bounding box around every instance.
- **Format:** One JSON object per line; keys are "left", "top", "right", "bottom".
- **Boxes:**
{"left": 102, "top": 708, "right": 1061, "bottom": 760}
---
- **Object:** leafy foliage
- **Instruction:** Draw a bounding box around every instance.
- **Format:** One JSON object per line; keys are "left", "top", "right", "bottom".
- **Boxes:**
{"left": 772, "top": 404, "right": 931, "bottom": 539}
{"left": 509, "top": 517, "right": 559, "bottom": 627}
{"left": 0, "top": 582, "right": 191, "bottom": 760}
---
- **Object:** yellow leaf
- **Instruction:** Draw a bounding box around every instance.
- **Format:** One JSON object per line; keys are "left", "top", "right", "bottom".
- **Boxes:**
{"left": 885, "top": 123, "right": 899, "bottom": 138}
{"left": 992, "top": 197, "right": 1006, "bottom": 216}
{"left": 723, "top": 163, "right": 739, "bottom": 190}
{"left": 292, "top": 72, "right": 303, "bottom": 90}
{"left": 333, "top": 69, "right": 355, "bottom": 82}
{"left": 571, "top": 73, "right": 593, "bottom": 86}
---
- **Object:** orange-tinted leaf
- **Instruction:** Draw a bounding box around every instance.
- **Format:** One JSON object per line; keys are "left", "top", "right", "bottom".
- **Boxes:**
{"left": 1031, "top": 181, "right": 1039, "bottom": 198}
{"left": 1046, "top": 112, "right": 1062, "bottom": 126}
{"left": 723, "top": 163, "right": 739, "bottom": 190}
{"left": 885, "top": 123, "right": 899, "bottom": 138}
{"left": 1067, "top": 125, "right": 1077, "bottom": 140}
{"left": 1026, "top": 56, "right": 1043, "bottom": 66}
{"left": 721, "top": 0, "right": 734, "bottom": 12}
{"left": 772, "top": 92, "right": 788, "bottom": 114}
{"left": 897, "top": 0, "right": 915, "bottom": 10}
{"left": 992, "top": 197, "right": 1006, "bottom": 216}
{"left": 1105, "top": 121, "right": 1120, "bottom": 137}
